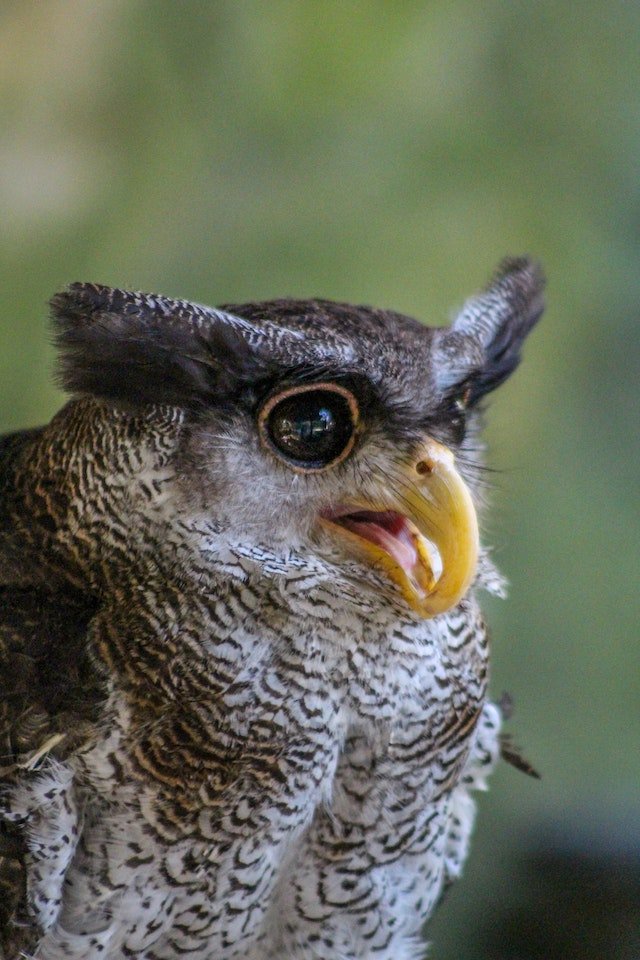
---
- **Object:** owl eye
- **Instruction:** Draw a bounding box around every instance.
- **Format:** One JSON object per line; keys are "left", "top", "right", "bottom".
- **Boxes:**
{"left": 258, "top": 382, "right": 359, "bottom": 471}
{"left": 440, "top": 385, "right": 472, "bottom": 445}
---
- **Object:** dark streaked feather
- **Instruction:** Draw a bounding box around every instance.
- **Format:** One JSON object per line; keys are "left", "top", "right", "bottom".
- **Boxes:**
{"left": 0, "top": 424, "right": 107, "bottom": 955}
{"left": 434, "top": 256, "right": 545, "bottom": 404}
{"left": 500, "top": 734, "right": 541, "bottom": 780}
{"left": 0, "top": 584, "right": 104, "bottom": 956}
{"left": 497, "top": 693, "right": 540, "bottom": 779}
{"left": 51, "top": 283, "right": 268, "bottom": 410}
{"left": 468, "top": 257, "right": 546, "bottom": 402}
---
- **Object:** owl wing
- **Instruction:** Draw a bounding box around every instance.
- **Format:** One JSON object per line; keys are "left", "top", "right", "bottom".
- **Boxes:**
{"left": 0, "top": 429, "right": 104, "bottom": 957}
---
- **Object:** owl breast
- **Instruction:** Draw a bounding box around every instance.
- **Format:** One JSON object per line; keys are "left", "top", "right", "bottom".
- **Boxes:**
{"left": 12, "top": 543, "right": 498, "bottom": 960}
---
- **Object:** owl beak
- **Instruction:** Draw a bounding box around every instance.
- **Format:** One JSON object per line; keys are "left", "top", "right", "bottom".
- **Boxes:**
{"left": 320, "top": 441, "right": 479, "bottom": 617}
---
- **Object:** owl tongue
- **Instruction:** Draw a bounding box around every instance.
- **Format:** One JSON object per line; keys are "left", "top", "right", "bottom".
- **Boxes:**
{"left": 331, "top": 510, "right": 418, "bottom": 573}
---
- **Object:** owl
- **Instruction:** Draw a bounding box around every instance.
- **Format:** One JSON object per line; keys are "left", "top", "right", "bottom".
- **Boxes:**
{"left": 0, "top": 257, "right": 544, "bottom": 960}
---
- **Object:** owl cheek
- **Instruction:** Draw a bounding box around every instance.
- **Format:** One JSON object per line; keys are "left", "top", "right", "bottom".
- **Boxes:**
{"left": 319, "top": 440, "right": 479, "bottom": 618}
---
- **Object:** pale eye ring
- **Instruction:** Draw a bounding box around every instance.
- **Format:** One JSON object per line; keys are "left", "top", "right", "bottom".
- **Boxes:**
{"left": 258, "top": 382, "right": 360, "bottom": 472}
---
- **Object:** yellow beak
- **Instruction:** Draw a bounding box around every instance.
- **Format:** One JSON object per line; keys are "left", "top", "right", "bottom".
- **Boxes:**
{"left": 320, "top": 441, "right": 479, "bottom": 618}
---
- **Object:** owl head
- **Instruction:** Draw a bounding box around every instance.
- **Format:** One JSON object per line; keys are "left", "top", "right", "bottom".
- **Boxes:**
{"left": 51, "top": 257, "right": 544, "bottom": 618}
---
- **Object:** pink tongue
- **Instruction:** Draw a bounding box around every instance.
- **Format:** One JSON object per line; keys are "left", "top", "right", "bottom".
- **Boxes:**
{"left": 338, "top": 514, "right": 418, "bottom": 573}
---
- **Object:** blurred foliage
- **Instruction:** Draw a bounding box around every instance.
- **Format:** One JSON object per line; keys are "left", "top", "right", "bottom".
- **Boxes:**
{"left": 0, "top": 2, "right": 638, "bottom": 957}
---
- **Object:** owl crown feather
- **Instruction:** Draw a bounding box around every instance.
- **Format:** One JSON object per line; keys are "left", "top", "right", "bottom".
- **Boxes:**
{"left": 50, "top": 257, "right": 544, "bottom": 416}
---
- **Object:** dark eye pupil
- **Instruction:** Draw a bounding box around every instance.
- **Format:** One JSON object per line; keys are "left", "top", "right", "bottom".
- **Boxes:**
{"left": 446, "top": 397, "right": 467, "bottom": 444}
{"left": 266, "top": 389, "right": 355, "bottom": 468}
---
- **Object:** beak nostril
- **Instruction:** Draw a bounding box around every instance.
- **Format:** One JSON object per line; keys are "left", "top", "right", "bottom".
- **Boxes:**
{"left": 416, "top": 460, "right": 433, "bottom": 476}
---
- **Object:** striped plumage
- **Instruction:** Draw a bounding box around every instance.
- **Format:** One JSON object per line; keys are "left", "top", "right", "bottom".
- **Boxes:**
{"left": 0, "top": 258, "right": 543, "bottom": 959}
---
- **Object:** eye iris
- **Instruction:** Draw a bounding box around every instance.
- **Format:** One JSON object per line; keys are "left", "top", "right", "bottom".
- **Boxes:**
{"left": 267, "top": 390, "right": 354, "bottom": 467}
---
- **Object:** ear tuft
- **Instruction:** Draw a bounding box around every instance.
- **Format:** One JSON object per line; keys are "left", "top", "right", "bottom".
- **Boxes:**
{"left": 435, "top": 256, "right": 545, "bottom": 402}
{"left": 51, "top": 283, "right": 264, "bottom": 409}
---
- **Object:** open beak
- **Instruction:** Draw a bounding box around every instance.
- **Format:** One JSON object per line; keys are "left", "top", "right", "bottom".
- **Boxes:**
{"left": 319, "top": 441, "right": 479, "bottom": 618}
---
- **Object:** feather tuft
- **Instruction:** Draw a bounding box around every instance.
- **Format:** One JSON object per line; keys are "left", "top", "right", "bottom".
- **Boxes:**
{"left": 434, "top": 256, "right": 545, "bottom": 402}
{"left": 51, "top": 284, "right": 267, "bottom": 410}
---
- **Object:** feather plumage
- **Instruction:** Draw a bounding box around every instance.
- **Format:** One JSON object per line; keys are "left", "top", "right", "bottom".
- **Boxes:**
{"left": 0, "top": 259, "right": 543, "bottom": 959}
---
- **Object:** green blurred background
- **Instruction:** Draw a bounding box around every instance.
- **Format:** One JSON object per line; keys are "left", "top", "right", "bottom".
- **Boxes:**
{"left": 1, "top": 3, "right": 638, "bottom": 957}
